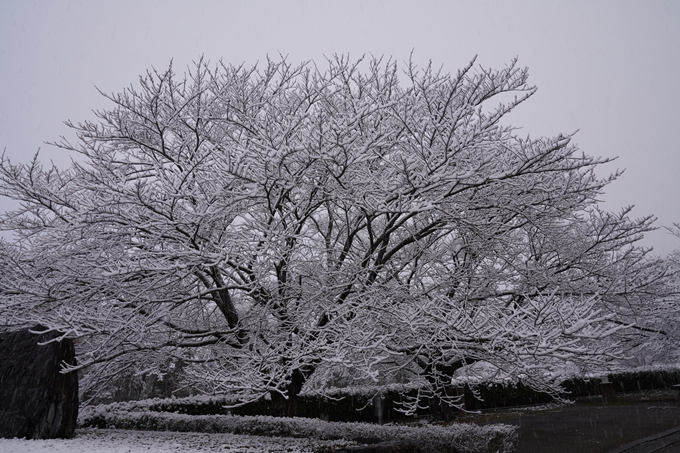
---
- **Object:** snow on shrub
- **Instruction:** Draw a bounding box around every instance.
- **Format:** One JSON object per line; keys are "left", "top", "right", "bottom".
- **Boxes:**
{"left": 79, "top": 409, "right": 516, "bottom": 453}
{"left": 79, "top": 394, "right": 241, "bottom": 416}
{"left": 79, "top": 365, "right": 680, "bottom": 423}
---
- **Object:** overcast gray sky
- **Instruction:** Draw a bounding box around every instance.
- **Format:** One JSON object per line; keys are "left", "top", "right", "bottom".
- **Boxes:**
{"left": 1, "top": 0, "right": 679, "bottom": 254}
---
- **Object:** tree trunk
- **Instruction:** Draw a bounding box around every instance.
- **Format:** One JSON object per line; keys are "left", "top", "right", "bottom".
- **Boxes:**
{"left": 422, "top": 358, "right": 473, "bottom": 420}
{"left": 270, "top": 368, "right": 306, "bottom": 417}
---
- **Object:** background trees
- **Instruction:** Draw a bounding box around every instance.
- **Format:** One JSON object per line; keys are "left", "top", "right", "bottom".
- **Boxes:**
{"left": 0, "top": 56, "right": 668, "bottom": 414}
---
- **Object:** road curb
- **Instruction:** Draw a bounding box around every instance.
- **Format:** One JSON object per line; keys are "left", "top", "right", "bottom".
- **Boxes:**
{"left": 607, "top": 426, "right": 680, "bottom": 453}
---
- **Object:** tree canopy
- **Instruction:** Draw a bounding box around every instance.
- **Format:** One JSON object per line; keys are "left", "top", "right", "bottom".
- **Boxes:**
{"left": 0, "top": 56, "right": 669, "bottom": 414}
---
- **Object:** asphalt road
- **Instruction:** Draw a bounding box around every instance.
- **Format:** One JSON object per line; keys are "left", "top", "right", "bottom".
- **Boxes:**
{"left": 459, "top": 390, "right": 680, "bottom": 453}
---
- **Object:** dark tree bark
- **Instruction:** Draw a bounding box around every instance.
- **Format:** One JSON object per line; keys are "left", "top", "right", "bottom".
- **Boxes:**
{"left": 270, "top": 368, "right": 307, "bottom": 417}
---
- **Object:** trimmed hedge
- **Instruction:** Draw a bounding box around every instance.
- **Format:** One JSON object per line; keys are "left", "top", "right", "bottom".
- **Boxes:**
{"left": 609, "top": 369, "right": 680, "bottom": 393}
{"left": 464, "top": 367, "right": 680, "bottom": 411}
{"left": 79, "top": 367, "right": 680, "bottom": 426}
{"left": 78, "top": 409, "right": 517, "bottom": 453}
{"left": 81, "top": 392, "right": 424, "bottom": 423}
{"left": 461, "top": 382, "right": 553, "bottom": 412}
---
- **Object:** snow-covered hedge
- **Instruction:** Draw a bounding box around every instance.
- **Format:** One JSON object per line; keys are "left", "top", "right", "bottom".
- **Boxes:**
{"left": 79, "top": 391, "right": 406, "bottom": 422}
{"left": 79, "top": 409, "right": 517, "bottom": 453}
{"left": 79, "top": 366, "right": 680, "bottom": 423}
{"left": 560, "top": 366, "right": 680, "bottom": 398}
{"left": 79, "top": 394, "right": 242, "bottom": 416}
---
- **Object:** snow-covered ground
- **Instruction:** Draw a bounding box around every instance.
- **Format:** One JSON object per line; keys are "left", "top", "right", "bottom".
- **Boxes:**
{"left": 0, "top": 428, "right": 349, "bottom": 453}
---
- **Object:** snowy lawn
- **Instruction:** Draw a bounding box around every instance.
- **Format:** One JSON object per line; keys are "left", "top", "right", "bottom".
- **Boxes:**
{"left": 0, "top": 428, "right": 350, "bottom": 453}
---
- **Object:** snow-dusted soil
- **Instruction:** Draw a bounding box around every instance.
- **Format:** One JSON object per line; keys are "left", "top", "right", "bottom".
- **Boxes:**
{"left": 0, "top": 428, "right": 349, "bottom": 453}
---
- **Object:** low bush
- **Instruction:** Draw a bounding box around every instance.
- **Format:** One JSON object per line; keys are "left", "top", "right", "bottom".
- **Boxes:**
{"left": 79, "top": 366, "right": 680, "bottom": 431}
{"left": 461, "top": 382, "right": 553, "bottom": 412}
{"left": 78, "top": 391, "right": 421, "bottom": 422}
{"left": 462, "top": 366, "right": 680, "bottom": 411}
{"left": 609, "top": 368, "right": 680, "bottom": 393}
{"left": 78, "top": 409, "right": 517, "bottom": 453}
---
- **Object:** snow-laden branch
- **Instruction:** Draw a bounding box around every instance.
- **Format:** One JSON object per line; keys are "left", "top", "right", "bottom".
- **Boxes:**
{"left": 0, "top": 55, "right": 670, "bottom": 413}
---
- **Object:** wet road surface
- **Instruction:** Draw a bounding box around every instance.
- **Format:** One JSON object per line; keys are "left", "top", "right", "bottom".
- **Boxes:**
{"left": 459, "top": 391, "right": 680, "bottom": 453}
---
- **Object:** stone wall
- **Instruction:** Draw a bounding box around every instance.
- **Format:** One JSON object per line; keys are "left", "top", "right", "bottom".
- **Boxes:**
{"left": 0, "top": 326, "right": 78, "bottom": 439}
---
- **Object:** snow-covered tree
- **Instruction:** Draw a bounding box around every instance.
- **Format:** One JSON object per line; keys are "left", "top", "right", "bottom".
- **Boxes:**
{"left": 0, "top": 56, "right": 667, "bottom": 414}
{"left": 615, "top": 225, "right": 680, "bottom": 367}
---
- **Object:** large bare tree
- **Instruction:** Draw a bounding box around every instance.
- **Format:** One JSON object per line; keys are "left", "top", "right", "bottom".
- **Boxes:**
{"left": 0, "top": 56, "right": 667, "bottom": 415}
